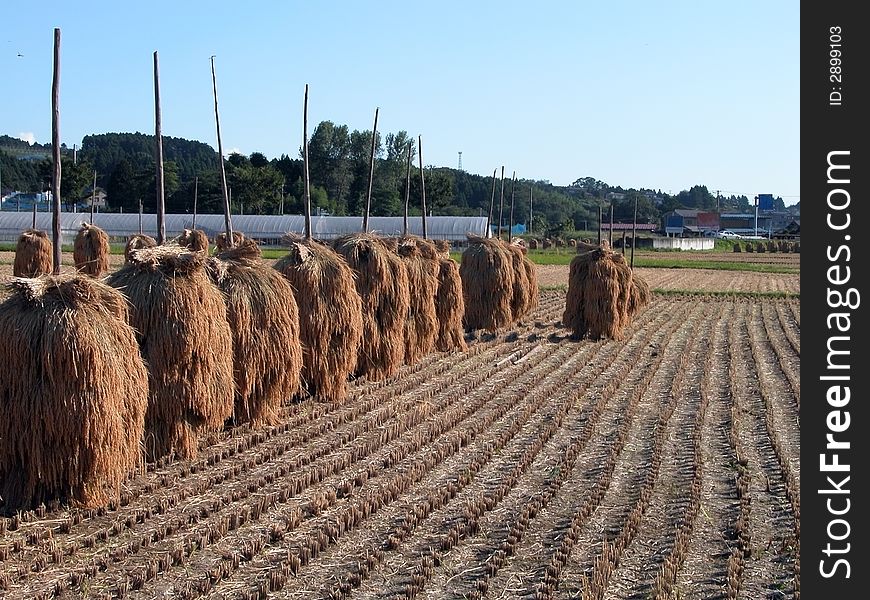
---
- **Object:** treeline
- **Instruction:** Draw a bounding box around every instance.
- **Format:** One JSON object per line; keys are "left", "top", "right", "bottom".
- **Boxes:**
{"left": 1, "top": 129, "right": 790, "bottom": 233}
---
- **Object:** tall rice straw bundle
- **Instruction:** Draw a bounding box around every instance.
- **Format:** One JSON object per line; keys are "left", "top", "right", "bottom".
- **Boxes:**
{"left": 125, "top": 234, "right": 157, "bottom": 262}
{"left": 0, "top": 275, "right": 148, "bottom": 510}
{"left": 107, "top": 244, "right": 234, "bottom": 460}
{"left": 503, "top": 241, "right": 531, "bottom": 321}
{"left": 13, "top": 229, "right": 52, "bottom": 277}
{"left": 274, "top": 237, "right": 363, "bottom": 401}
{"left": 73, "top": 222, "right": 110, "bottom": 277}
{"left": 380, "top": 237, "right": 399, "bottom": 252}
{"left": 397, "top": 237, "right": 439, "bottom": 364}
{"left": 177, "top": 228, "right": 210, "bottom": 253}
{"left": 333, "top": 233, "right": 411, "bottom": 378}
{"left": 434, "top": 239, "right": 451, "bottom": 255}
{"left": 563, "top": 243, "right": 635, "bottom": 341}
{"left": 206, "top": 238, "right": 303, "bottom": 426}
{"left": 434, "top": 256, "right": 466, "bottom": 352}
{"left": 460, "top": 234, "right": 514, "bottom": 332}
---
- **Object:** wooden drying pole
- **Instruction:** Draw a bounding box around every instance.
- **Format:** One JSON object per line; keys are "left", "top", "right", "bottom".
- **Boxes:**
{"left": 486, "top": 168, "right": 497, "bottom": 236}
{"left": 496, "top": 166, "right": 505, "bottom": 240}
{"left": 210, "top": 55, "right": 234, "bottom": 247}
{"left": 89, "top": 170, "right": 96, "bottom": 223}
{"left": 51, "top": 27, "right": 62, "bottom": 274}
{"left": 153, "top": 51, "right": 166, "bottom": 244}
{"left": 608, "top": 202, "right": 614, "bottom": 248}
{"left": 418, "top": 135, "right": 427, "bottom": 239}
{"left": 630, "top": 195, "right": 638, "bottom": 268}
{"left": 528, "top": 186, "right": 533, "bottom": 233}
{"left": 32, "top": 201, "right": 37, "bottom": 229}
{"left": 192, "top": 176, "right": 198, "bottom": 228}
{"left": 402, "top": 141, "right": 412, "bottom": 236}
{"left": 138, "top": 199, "right": 143, "bottom": 234}
{"left": 303, "top": 84, "right": 312, "bottom": 240}
{"left": 507, "top": 171, "right": 516, "bottom": 242}
{"left": 597, "top": 205, "right": 602, "bottom": 245}
{"left": 362, "top": 107, "right": 379, "bottom": 233}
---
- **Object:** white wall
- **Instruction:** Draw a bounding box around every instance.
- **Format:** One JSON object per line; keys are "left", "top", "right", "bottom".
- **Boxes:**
{"left": 652, "top": 237, "right": 715, "bottom": 251}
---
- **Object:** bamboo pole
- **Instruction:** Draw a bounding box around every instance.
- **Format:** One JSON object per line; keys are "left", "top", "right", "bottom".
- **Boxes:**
{"left": 597, "top": 205, "right": 602, "bottom": 245}
{"left": 529, "top": 186, "right": 533, "bottom": 232}
{"left": 90, "top": 169, "right": 96, "bottom": 224}
{"left": 192, "top": 176, "right": 198, "bottom": 228}
{"left": 154, "top": 51, "right": 166, "bottom": 244}
{"left": 32, "top": 200, "right": 37, "bottom": 229}
{"left": 630, "top": 195, "right": 638, "bottom": 268}
{"left": 496, "top": 166, "right": 505, "bottom": 240}
{"left": 486, "top": 168, "right": 497, "bottom": 236}
{"left": 303, "top": 84, "right": 312, "bottom": 240}
{"left": 210, "top": 55, "right": 234, "bottom": 247}
{"left": 138, "top": 199, "right": 143, "bottom": 234}
{"left": 508, "top": 171, "right": 516, "bottom": 242}
{"left": 362, "top": 107, "right": 379, "bottom": 233}
{"left": 402, "top": 141, "right": 412, "bottom": 236}
{"left": 418, "top": 135, "right": 427, "bottom": 239}
{"left": 608, "top": 202, "right": 614, "bottom": 248}
{"left": 51, "top": 28, "right": 61, "bottom": 274}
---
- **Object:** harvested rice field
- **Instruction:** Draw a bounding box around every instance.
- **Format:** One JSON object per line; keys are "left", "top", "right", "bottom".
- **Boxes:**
{"left": 0, "top": 283, "right": 800, "bottom": 599}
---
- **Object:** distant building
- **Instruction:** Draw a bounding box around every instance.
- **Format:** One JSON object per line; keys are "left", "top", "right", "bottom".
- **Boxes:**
{"left": 660, "top": 209, "right": 719, "bottom": 236}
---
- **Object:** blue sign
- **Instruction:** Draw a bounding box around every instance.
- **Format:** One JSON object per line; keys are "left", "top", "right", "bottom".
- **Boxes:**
{"left": 757, "top": 194, "right": 774, "bottom": 211}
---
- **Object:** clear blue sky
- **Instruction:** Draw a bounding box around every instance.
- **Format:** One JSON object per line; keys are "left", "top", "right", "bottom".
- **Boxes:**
{"left": 1, "top": 1, "right": 799, "bottom": 205}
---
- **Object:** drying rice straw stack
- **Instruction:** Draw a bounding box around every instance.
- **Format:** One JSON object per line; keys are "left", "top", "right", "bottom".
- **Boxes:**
{"left": 563, "top": 242, "right": 638, "bottom": 340}
{"left": 274, "top": 237, "right": 363, "bottom": 401}
{"left": 73, "top": 222, "right": 110, "bottom": 276}
{"left": 433, "top": 240, "right": 466, "bottom": 352}
{"left": 125, "top": 234, "right": 157, "bottom": 263}
{"left": 13, "top": 229, "right": 52, "bottom": 277}
{"left": 333, "top": 232, "right": 410, "bottom": 378}
{"left": 503, "top": 240, "right": 532, "bottom": 321}
{"left": 0, "top": 275, "right": 148, "bottom": 510}
{"left": 207, "top": 238, "right": 303, "bottom": 425}
{"left": 177, "top": 228, "right": 210, "bottom": 253}
{"left": 107, "top": 244, "right": 234, "bottom": 460}
{"left": 459, "top": 234, "right": 514, "bottom": 332}
{"left": 397, "top": 236, "right": 438, "bottom": 364}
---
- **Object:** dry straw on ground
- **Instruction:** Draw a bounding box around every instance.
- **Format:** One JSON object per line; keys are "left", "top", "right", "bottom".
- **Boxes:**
{"left": 0, "top": 275, "right": 148, "bottom": 510}
{"left": 177, "top": 228, "right": 210, "bottom": 253}
{"left": 207, "top": 238, "right": 303, "bottom": 426}
{"left": 397, "top": 237, "right": 438, "bottom": 365}
{"left": 274, "top": 237, "right": 363, "bottom": 402}
{"left": 460, "top": 234, "right": 514, "bottom": 332}
{"left": 125, "top": 234, "right": 157, "bottom": 262}
{"left": 563, "top": 243, "right": 646, "bottom": 341}
{"left": 107, "top": 244, "right": 234, "bottom": 460}
{"left": 13, "top": 229, "right": 52, "bottom": 277}
{"left": 334, "top": 233, "right": 410, "bottom": 378}
{"left": 73, "top": 222, "right": 110, "bottom": 277}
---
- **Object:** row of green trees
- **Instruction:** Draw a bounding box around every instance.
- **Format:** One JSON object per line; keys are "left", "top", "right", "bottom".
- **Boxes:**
{"left": 1, "top": 129, "right": 790, "bottom": 234}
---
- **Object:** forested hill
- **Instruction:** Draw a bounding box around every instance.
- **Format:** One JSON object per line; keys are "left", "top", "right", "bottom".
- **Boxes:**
{"left": 2, "top": 128, "right": 790, "bottom": 233}
{"left": 80, "top": 132, "right": 218, "bottom": 181}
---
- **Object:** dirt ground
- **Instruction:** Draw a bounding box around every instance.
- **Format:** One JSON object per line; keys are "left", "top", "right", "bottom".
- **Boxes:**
{"left": 0, "top": 291, "right": 800, "bottom": 598}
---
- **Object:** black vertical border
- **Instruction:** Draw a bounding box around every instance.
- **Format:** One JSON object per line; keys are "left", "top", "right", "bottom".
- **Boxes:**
{"left": 802, "top": 2, "right": 867, "bottom": 597}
